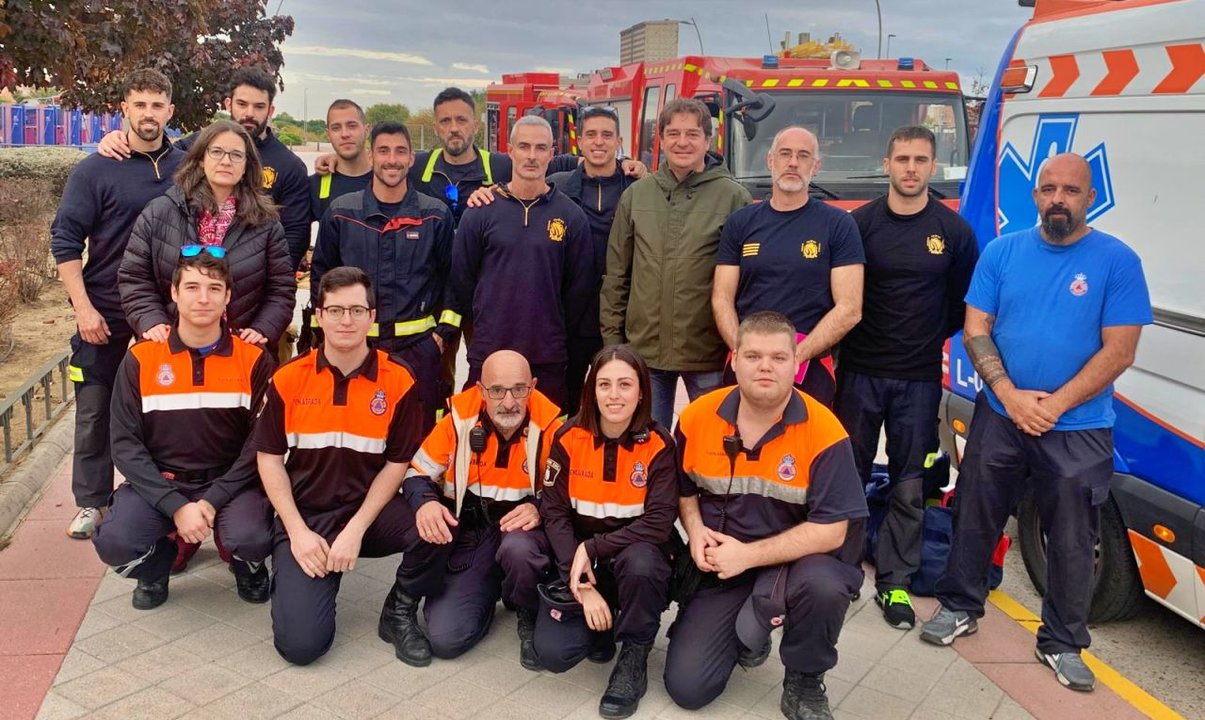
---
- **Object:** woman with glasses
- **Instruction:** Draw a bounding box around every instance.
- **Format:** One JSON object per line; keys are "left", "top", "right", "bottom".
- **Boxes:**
{"left": 120, "top": 119, "right": 295, "bottom": 351}
{"left": 536, "top": 344, "right": 678, "bottom": 720}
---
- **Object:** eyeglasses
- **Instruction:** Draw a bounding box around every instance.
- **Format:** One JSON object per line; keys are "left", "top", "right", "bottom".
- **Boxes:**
{"left": 444, "top": 183, "right": 460, "bottom": 212}
{"left": 480, "top": 383, "right": 531, "bottom": 400}
{"left": 181, "top": 244, "right": 227, "bottom": 259}
{"left": 319, "top": 305, "right": 371, "bottom": 320}
{"left": 206, "top": 146, "right": 247, "bottom": 164}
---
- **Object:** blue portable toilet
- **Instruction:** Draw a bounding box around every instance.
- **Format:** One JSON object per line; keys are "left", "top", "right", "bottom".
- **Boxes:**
{"left": 42, "top": 107, "right": 60, "bottom": 144}
{"left": 8, "top": 105, "right": 25, "bottom": 145}
{"left": 68, "top": 109, "right": 83, "bottom": 145}
{"left": 88, "top": 113, "right": 104, "bottom": 144}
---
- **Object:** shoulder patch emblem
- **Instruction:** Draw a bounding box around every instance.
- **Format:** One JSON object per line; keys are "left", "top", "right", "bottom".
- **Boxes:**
{"left": 156, "top": 364, "right": 175, "bottom": 387}
{"left": 926, "top": 234, "right": 945, "bottom": 255}
{"left": 547, "top": 217, "right": 566, "bottom": 242}
{"left": 369, "top": 389, "right": 388, "bottom": 416}
{"left": 543, "top": 458, "right": 562, "bottom": 487}
{"left": 262, "top": 166, "right": 277, "bottom": 190}
{"left": 1069, "top": 273, "right": 1088, "bottom": 297}
{"left": 777, "top": 454, "right": 797, "bottom": 482}
{"left": 801, "top": 239, "right": 821, "bottom": 259}
{"left": 630, "top": 461, "right": 647, "bottom": 489}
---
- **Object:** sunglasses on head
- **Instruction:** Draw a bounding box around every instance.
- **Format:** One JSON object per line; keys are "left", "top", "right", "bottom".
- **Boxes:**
{"left": 181, "top": 244, "right": 227, "bottom": 259}
{"left": 579, "top": 105, "right": 619, "bottom": 121}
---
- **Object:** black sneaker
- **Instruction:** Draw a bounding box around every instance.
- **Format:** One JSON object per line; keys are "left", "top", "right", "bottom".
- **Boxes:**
{"left": 132, "top": 576, "right": 169, "bottom": 610}
{"left": 516, "top": 608, "right": 540, "bottom": 671}
{"left": 780, "top": 671, "right": 833, "bottom": 720}
{"left": 233, "top": 561, "right": 269, "bottom": 604}
{"left": 588, "top": 630, "right": 617, "bottom": 664}
{"left": 876, "top": 588, "right": 916, "bottom": 630}
{"left": 737, "top": 638, "right": 772, "bottom": 668}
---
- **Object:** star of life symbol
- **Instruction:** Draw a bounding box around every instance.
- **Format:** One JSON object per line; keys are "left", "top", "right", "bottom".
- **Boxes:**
{"left": 997, "top": 113, "right": 1115, "bottom": 233}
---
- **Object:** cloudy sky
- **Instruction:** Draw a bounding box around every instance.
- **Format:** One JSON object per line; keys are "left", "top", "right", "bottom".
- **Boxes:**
{"left": 272, "top": 1, "right": 1032, "bottom": 119}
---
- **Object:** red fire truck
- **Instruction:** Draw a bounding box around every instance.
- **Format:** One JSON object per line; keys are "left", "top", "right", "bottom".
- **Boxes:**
{"left": 486, "top": 52, "right": 970, "bottom": 208}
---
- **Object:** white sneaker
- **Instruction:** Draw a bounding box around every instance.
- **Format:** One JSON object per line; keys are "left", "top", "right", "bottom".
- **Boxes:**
{"left": 66, "top": 507, "right": 104, "bottom": 539}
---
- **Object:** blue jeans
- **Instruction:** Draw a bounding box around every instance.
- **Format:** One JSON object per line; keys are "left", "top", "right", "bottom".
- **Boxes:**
{"left": 649, "top": 369, "right": 725, "bottom": 429}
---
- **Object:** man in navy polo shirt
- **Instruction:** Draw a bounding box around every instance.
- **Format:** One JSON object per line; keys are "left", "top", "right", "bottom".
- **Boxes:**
{"left": 712, "top": 126, "right": 864, "bottom": 407}
{"left": 450, "top": 115, "right": 593, "bottom": 409}
{"left": 921, "top": 154, "right": 1151, "bottom": 694}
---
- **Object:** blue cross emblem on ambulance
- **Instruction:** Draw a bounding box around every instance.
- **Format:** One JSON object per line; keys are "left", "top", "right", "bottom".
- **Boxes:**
{"left": 997, "top": 113, "right": 1116, "bottom": 233}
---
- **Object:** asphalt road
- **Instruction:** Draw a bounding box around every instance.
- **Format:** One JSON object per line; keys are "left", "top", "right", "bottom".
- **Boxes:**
{"left": 997, "top": 517, "right": 1205, "bottom": 719}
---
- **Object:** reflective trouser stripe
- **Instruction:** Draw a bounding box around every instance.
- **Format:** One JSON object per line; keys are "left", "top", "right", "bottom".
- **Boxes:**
{"left": 396, "top": 316, "right": 436, "bottom": 336}
{"left": 68, "top": 364, "right": 84, "bottom": 382}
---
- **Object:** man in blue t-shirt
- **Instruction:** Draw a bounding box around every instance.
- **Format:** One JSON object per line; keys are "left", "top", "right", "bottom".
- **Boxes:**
{"left": 920, "top": 154, "right": 1151, "bottom": 694}
{"left": 713, "top": 126, "right": 865, "bottom": 407}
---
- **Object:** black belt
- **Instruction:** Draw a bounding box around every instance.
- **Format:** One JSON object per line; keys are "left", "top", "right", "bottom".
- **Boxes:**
{"left": 159, "top": 464, "right": 231, "bottom": 483}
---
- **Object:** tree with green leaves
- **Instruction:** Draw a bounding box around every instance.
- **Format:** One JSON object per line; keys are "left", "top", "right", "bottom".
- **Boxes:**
{"left": 365, "top": 103, "right": 411, "bottom": 126}
{"left": 0, "top": 0, "right": 294, "bottom": 130}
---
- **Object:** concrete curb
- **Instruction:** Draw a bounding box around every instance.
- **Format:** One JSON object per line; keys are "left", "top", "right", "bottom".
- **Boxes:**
{"left": 0, "top": 406, "right": 74, "bottom": 539}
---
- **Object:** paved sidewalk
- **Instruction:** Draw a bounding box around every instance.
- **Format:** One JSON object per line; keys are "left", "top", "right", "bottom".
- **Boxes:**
{"left": 1, "top": 458, "right": 1153, "bottom": 720}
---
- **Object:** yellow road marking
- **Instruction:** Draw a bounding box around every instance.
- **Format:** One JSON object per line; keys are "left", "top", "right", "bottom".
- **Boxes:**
{"left": 987, "top": 590, "right": 1185, "bottom": 720}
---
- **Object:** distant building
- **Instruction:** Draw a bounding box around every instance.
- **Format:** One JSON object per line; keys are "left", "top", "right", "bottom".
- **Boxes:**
{"left": 620, "top": 20, "right": 680, "bottom": 65}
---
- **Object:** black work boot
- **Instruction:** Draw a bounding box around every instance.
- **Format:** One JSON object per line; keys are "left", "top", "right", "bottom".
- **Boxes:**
{"left": 599, "top": 641, "right": 652, "bottom": 719}
{"left": 378, "top": 582, "right": 431, "bottom": 667}
{"left": 132, "top": 576, "right": 169, "bottom": 610}
{"left": 780, "top": 671, "right": 833, "bottom": 720}
{"left": 588, "top": 629, "right": 617, "bottom": 664}
{"left": 737, "top": 637, "right": 772, "bottom": 668}
{"left": 516, "top": 607, "right": 540, "bottom": 671}
{"left": 232, "top": 560, "right": 269, "bottom": 604}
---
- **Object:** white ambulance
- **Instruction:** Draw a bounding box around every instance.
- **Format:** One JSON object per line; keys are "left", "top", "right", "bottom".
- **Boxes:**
{"left": 943, "top": 0, "right": 1205, "bottom": 627}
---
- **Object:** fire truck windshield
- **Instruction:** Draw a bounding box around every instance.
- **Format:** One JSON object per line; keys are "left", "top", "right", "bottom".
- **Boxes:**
{"left": 728, "top": 91, "right": 969, "bottom": 199}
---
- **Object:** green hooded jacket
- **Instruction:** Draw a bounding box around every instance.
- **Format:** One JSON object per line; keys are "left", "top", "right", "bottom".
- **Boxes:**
{"left": 601, "top": 157, "right": 752, "bottom": 371}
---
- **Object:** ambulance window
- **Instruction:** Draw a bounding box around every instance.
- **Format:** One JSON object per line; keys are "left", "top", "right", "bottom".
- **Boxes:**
{"left": 506, "top": 106, "right": 517, "bottom": 150}
{"left": 639, "top": 85, "right": 661, "bottom": 168}
{"left": 665, "top": 84, "right": 677, "bottom": 104}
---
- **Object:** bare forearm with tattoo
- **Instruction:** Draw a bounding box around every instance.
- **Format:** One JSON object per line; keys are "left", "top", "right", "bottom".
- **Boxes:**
{"left": 965, "top": 334, "right": 1010, "bottom": 389}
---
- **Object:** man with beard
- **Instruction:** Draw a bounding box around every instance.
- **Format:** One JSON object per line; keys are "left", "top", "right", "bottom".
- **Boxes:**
{"left": 835, "top": 126, "right": 978, "bottom": 630}
{"left": 51, "top": 68, "right": 184, "bottom": 539}
{"left": 379, "top": 349, "right": 560, "bottom": 670}
{"left": 712, "top": 126, "right": 864, "bottom": 408}
{"left": 310, "top": 122, "right": 455, "bottom": 432}
{"left": 98, "top": 67, "right": 311, "bottom": 271}
{"left": 922, "top": 154, "right": 1151, "bottom": 694}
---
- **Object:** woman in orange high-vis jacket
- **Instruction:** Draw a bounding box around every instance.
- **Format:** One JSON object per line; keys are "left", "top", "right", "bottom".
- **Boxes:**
{"left": 538, "top": 345, "right": 678, "bottom": 719}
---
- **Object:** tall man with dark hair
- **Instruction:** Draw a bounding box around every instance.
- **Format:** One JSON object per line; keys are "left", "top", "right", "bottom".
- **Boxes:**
{"left": 713, "top": 126, "right": 864, "bottom": 409}
{"left": 602, "top": 98, "right": 752, "bottom": 428}
{"left": 98, "top": 66, "right": 311, "bottom": 270}
{"left": 92, "top": 251, "right": 275, "bottom": 608}
{"left": 836, "top": 126, "right": 977, "bottom": 629}
{"left": 51, "top": 67, "right": 184, "bottom": 539}
{"left": 255, "top": 266, "right": 426, "bottom": 665}
{"left": 310, "top": 99, "right": 373, "bottom": 221}
{"left": 922, "top": 154, "right": 1150, "bottom": 694}
{"left": 311, "top": 121, "right": 456, "bottom": 431}
{"left": 450, "top": 115, "right": 593, "bottom": 409}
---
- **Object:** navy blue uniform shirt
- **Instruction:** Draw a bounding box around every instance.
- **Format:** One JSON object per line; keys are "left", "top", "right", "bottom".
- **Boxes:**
{"left": 717, "top": 199, "right": 865, "bottom": 336}
{"left": 451, "top": 184, "right": 593, "bottom": 365}
{"left": 50, "top": 139, "right": 182, "bottom": 324}
{"left": 309, "top": 170, "right": 372, "bottom": 222}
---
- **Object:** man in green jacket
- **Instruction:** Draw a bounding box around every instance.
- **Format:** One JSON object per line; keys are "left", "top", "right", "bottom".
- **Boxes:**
{"left": 601, "top": 98, "right": 752, "bottom": 427}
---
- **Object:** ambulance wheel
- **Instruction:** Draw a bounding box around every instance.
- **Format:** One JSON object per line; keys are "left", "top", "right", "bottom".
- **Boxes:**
{"left": 1017, "top": 490, "right": 1144, "bottom": 623}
